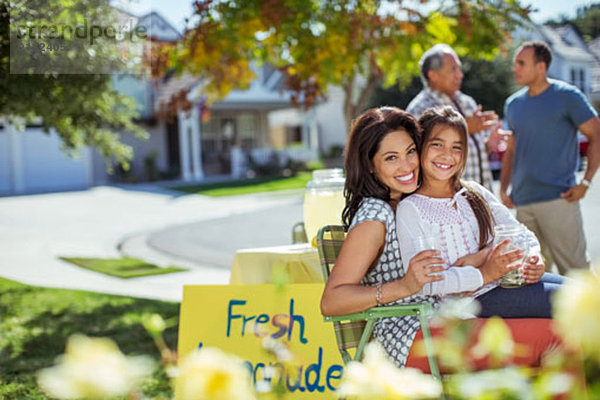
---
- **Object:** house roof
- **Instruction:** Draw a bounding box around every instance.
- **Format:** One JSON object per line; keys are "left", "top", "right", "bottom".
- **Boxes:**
{"left": 187, "top": 64, "right": 294, "bottom": 110}
{"left": 137, "top": 11, "right": 182, "bottom": 42}
{"left": 537, "top": 25, "right": 596, "bottom": 63}
{"left": 154, "top": 72, "right": 200, "bottom": 116}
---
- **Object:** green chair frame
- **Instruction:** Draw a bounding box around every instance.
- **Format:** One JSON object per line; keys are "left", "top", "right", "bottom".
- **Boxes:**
{"left": 316, "top": 225, "right": 442, "bottom": 381}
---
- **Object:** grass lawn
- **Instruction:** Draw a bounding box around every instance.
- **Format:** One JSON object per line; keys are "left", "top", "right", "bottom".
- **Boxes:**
{"left": 173, "top": 171, "right": 312, "bottom": 197}
{"left": 59, "top": 257, "right": 187, "bottom": 279}
{"left": 0, "top": 277, "right": 178, "bottom": 399}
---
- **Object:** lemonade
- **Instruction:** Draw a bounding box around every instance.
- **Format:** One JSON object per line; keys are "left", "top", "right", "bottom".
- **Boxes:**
{"left": 303, "top": 189, "right": 345, "bottom": 244}
{"left": 303, "top": 169, "right": 345, "bottom": 244}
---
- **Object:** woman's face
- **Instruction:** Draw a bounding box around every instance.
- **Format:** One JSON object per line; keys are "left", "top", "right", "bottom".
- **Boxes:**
{"left": 421, "top": 124, "right": 465, "bottom": 185}
{"left": 372, "top": 130, "right": 419, "bottom": 200}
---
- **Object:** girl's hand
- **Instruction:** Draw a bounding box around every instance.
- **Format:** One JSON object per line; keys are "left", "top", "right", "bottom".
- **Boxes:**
{"left": 403, "top": 250, "right": 445, "bottom": 295}
{"left": 479, "top": 239, "right": 524, "bottom": 285}
{"left": 522, "top": 255, "right": 545, "bottom": 284}
{"left": 453, "top": 245, "right": 492, "bottom": 268}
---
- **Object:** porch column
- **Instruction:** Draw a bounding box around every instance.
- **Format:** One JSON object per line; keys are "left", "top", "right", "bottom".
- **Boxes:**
{"left": 7, "top": 121, "right": 24, "bottom": 194}
{"left": 189, "top": 106, "right": 204, "bottom": 180}
{"left": 177, "top": 110, "right": 192, "bottom": 181}
{"left": 302, "top": 108, "right": 320, "bottom": 160}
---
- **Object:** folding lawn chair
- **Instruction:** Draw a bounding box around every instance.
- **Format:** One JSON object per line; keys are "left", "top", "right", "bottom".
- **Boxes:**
{"left": 316, "top": 225, "right": 442, "bottom": 381}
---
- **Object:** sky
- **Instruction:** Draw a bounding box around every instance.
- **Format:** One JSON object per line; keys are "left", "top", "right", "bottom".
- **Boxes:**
{"left": 116, "top": 0, "right": 599, "bottom": 33}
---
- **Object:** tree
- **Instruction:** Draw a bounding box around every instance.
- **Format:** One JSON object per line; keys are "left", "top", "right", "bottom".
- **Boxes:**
{"left": 369, "top": 53, "right": 515, "bottom": 118}
{"left": 172, "top": 0, "right": 531, "bottom": 131}
{"left": 0, "top": 0, "right": 147, "bottom": 169}
{"left": 547, "top": 3, "right": 600, "bottom": 42}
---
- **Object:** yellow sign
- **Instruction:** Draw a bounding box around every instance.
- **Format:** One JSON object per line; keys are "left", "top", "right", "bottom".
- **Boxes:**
{"left": 178, "top": 284, "right": 344, "bottom": 399}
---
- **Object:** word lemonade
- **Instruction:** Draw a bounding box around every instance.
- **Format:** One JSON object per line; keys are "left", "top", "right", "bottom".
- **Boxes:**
{"left": 226, "top": 298, "right": 343, "bottom": 393}
{"left": 178, "top": 285, "right": 345, "bottom": 399}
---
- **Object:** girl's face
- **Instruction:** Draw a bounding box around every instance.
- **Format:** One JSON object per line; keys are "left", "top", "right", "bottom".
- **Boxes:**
{"left": 372, "top": 130, "right": 419, "bottom": 200}
{"left": 421, "top": 125, "right": 465, "bottom": 185}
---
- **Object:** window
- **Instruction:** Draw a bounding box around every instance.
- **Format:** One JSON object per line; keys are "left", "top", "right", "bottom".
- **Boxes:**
{"left": 238, "top": 113, "right": 257, "bottom": 149}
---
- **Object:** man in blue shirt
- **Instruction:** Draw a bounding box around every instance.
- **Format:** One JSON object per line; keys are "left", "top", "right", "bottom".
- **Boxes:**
{"left": 501, "top": 41, "right": 600, "bottom": 274}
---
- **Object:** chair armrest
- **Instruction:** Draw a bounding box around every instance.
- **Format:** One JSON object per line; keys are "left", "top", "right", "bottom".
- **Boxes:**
{"left": 323, "top": 303, "right": 433, "bottom": 322}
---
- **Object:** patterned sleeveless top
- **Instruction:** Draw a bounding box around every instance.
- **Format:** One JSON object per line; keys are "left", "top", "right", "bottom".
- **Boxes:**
{"left": 349, "top": 197, "right": 440, "bottom": 367}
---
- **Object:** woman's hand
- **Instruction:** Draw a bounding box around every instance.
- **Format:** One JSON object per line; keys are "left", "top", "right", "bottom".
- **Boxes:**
{"left": 522, "top": 255, "right": 545, "bottom": 284}
{"left": 453, "top": 245, "right": 492, "bottom": 268}
{"left": 479, "top": 239, "right": 524, "bottom": 285}
{"left": 402, "top": 250, "right": 445, "bottom": 295}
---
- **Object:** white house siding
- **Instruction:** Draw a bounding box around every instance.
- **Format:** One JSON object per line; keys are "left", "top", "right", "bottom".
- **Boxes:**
{"left": 315, "top": 86, "right": 347, "bottom": 154}
{"left": 0, "top": 128, "right": 12, "bottom": 194}
{"left": 91, "top": 122, "right": 168, "bottom": 184}
{"left": 0, "top": 127, "right": 92, "bottom": 195}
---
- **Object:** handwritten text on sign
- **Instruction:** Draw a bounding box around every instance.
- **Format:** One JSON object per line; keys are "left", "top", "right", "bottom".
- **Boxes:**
{"left": 178, "top": 284, "right": 344, "bottom": 399}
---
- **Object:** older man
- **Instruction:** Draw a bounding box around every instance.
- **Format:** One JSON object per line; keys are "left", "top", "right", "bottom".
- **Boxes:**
{"left": 406, "top": 44, "right": 500, "bottom": 190}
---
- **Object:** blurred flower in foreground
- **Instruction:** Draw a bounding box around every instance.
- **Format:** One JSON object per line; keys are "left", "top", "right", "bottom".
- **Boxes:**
{"left": 433, "top": 297, "right": 480, "bottom": 322}
{"left": 472, "top": 316, "right": 518, "bottom": 366}
{"left": 451, "top": 368, "right": 533, "bottom": 399}
{"left": 554, "top": 270, "right": 600, "bottom": 361}
{"left": 175, "top": 347, "right": 256, "bottom": 400}
{"left": 37, "top": 334, "right": 154, "bottom": 399}
{"left": 337, "top": 342, "right": 441, "bottom": 399}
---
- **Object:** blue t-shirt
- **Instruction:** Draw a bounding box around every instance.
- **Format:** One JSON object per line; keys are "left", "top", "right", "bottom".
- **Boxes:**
{"left": 504, "top": 80, "right": 597, "bottom": 206}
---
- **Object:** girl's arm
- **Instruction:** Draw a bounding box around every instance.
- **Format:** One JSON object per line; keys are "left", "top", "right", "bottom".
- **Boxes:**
{"left": 320, "top": 220, "right": 443, "bottom": 316}
{"left": 396, "top": 201, "right": 485, "bottom": 295}
{"left": 473, "top": 182, "right": 542, "bottom": 259}
{"left": 453, "top": 245, "right": 492, "bottom": 268}
{"left": 471, "top": 182, "right": 545, "bottom": 284}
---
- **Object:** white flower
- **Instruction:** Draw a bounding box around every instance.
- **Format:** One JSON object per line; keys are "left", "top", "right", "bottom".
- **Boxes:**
{"left": 37, "top": 334, "right": 153, "bottom": 399}
{"left": 554, "top": 270, "right": 600, "bottom": 361}
{"left": 337, "top": 343, "right": 442, "bottom": 399}
{"left": 433, "top": 297, "right": 480, "bottom": 322}
{"left": 174, "top": 347, "right": 256, "bottom": 400}
{"left": 454, "top": 368, "right": 533, "bottom": 399}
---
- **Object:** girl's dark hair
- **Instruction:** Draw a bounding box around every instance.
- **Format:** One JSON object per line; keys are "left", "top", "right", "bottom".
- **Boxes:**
{"left": 342, "top": 107, "right": 421, "bottom": 228}
{"left": 419, "top": 106, "right": 494, "bottom": 249}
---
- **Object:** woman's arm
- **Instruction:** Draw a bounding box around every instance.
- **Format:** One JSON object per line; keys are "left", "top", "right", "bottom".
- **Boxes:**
{"left": 320, "top": 220, "right": 443, "bottom": 316}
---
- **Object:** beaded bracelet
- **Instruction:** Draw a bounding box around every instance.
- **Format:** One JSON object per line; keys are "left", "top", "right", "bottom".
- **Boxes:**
{"left": 375, "top": 282, "right": 383, "bottom": 306}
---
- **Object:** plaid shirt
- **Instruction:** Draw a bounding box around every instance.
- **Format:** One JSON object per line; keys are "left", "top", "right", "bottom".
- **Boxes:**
{"left": 406, "top": 87, "right": 493, "bottom": 191}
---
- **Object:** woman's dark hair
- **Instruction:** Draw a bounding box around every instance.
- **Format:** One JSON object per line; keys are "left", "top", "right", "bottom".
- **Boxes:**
{"left": 419, "top": 106, "right": 495, "bottom": 249}
{"left": 342, "top": 107, "right": 421, "bottom": 228}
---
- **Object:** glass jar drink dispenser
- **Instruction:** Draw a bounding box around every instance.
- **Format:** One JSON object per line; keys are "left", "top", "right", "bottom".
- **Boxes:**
{"left": 303, "top": 169, "right": 346, "bottom": 244}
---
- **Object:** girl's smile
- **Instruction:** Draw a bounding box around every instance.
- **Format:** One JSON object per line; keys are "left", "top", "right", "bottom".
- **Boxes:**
{"left": 419, "top": 124, "right": 466, "bottom": 197}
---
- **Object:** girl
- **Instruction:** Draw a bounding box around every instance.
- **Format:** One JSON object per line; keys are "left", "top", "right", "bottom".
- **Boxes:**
{"left": 396, "top": 105, "right": 564, "bottom": 319}
{"left": 320, "top": 106, "right": 562, "bottom": 372}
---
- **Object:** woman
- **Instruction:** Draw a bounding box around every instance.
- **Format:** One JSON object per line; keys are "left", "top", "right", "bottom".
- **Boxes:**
{"left": 320, "top": 106, "right": 561, "bottom": 372}
{"left": 396, "top": 106, "right": 564, "bottom": 319}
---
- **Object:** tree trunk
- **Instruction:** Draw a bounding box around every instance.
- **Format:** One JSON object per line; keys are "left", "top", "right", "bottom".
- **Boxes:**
{"left": 342, "top": 72, "right": 380, "bottom": 136}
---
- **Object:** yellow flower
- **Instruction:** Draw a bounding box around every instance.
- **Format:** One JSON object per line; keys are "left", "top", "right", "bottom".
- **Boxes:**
{"left": 554, "top": 270, "right": 600, "bottom": 361}
{"left": 471, "top": 317, "right": 515, "bottom": 363}
{"left": 37, "top": 334, "right": 154, "bottom": 399}
{"left": 175, "top": 347, "right": 256, "bottom": 400}
{"left": 337, "top": 342, "right": 441, "bottom": 399}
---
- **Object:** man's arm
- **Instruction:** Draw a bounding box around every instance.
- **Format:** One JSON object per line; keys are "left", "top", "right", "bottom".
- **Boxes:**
{"left": 499, "top": 134, "right": 515, "bottom": 208}
{"left": 465, "top": 105, "right": 498, "bottom": 135}
{"left": 561, "top": 116, "right": 600, "bottom": 202}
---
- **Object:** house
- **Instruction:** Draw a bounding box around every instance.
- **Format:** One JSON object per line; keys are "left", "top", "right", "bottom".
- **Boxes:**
{"left": 587, "top": 36, "right": 600, "bottom": 109}
{"left": 1, "top": 10, "right": 346, "bottom": 195}
{"left": 513, "top": 23, "right": 596, "bottom": 95}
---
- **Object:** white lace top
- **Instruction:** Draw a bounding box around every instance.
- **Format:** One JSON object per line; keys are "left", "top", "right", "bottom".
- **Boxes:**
{"left": 396, "top": 181, "right": 541, "bottom": 297}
